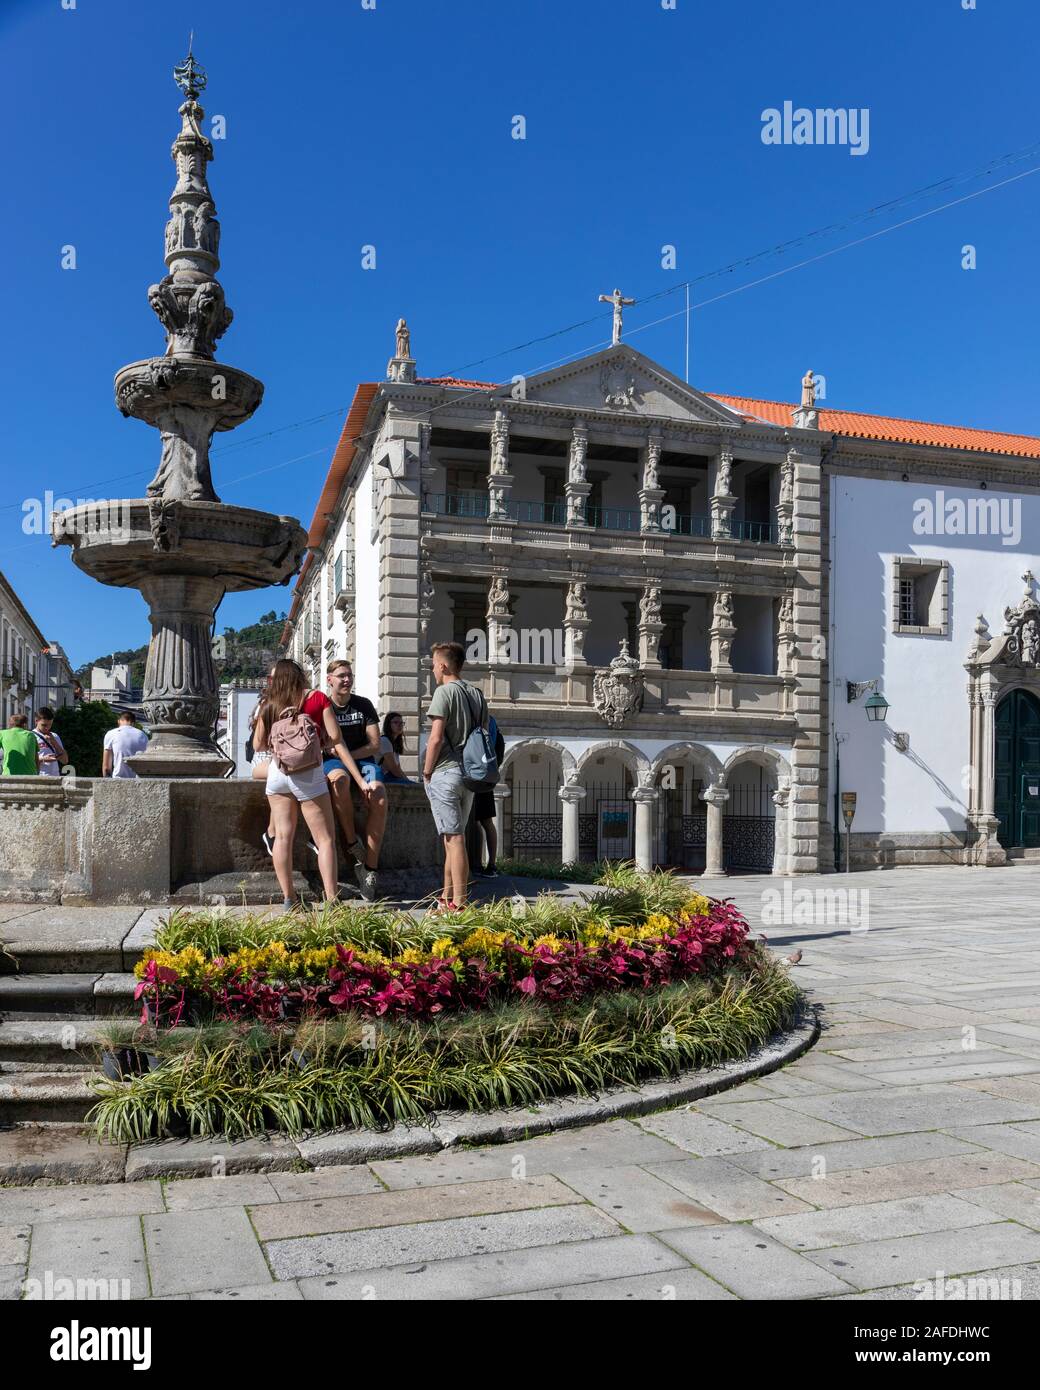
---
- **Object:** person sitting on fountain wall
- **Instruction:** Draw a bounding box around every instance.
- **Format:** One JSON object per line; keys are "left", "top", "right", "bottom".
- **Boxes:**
{"left": 0, "top": 713, "right": 39, "bottom": 776}
{"left": 379, "top": 712, "right": 415, "bottom": 784}
{"left": 251, "top": 658, "right": 373, "bottom": 912}
{"left": 302, "top": 660, "right": 387, "bottom": 902}
{"left": 102, "top": 711, "right": 149, "bottom": 779}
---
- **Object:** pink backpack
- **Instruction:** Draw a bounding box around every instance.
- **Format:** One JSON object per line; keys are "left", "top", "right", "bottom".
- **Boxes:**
{"left": 269, "top": 704, "right": 323, "bottom": 774}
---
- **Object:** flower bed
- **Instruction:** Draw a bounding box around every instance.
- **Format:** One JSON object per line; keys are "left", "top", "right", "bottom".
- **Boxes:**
{"left": 132, "top": 893, "right": 751, "bottom": 1025}
{"left": 89, "top": 869, "right": 804, "bottom": 1142}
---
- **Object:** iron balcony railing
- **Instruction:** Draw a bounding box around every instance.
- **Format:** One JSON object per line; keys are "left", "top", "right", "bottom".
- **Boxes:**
{"left": 333, "top": 551, "right": 355, "bottom": 606}
{"left": 422, "top": 493, "right": 779, "bottom": 545}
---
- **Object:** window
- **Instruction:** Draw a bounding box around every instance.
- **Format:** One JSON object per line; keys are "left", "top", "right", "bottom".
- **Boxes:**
{"left": 891, "top": 557, "right": 949, "bottom": 636}
{"left": 450, "top": 591, "right": 487, "bottom": 651}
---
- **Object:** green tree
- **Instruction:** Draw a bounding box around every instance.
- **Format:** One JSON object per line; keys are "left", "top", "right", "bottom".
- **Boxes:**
{"left": 53, "top": 701, "right": 119, "bottom": 777}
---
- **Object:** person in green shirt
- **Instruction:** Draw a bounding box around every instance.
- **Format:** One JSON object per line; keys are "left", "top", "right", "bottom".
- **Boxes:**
{"left": 0, "top": 713, "right": 39, "bottom": 775}
{"left": 422, "top": 641, "right": 487, "bottom": 910}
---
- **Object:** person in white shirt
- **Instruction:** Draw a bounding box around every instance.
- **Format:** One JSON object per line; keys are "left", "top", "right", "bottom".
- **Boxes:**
{"left": 33, "top": 708, "right": 69, "bottom": 778}
{"left": 102, "top": 711, "right": 149, "bottom": 778}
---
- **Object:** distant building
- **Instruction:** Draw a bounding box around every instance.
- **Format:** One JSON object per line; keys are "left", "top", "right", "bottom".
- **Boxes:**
{"left": 221, "top": 680, "right": 262, "bottom": 777}
{"left": 0, "top": 569, "right": 49, "bottom": 724}
{"left": 38, "top": 642, "right": 75, "bottom": 710}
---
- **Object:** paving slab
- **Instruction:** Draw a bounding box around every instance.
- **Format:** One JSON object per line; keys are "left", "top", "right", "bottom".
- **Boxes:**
{"left": 26, "top": 1214, "right": 149, "bottom": 1299}
{"left": 143, "top": 1207, "right": 272, "bottom": 1297}
{"left": 296, "top": 1233, "right": 687, "bottom": 1300}
{"left": 950, "top": 1182, "right": 1040, "bottom": 1229}
{"left": 755, "top": 1193, "right": 999, "bottom": 1251}
{"left": 804, "top": 1222, "right": 1040, "bottom": 1291}
{"left": 634, "top": 1107, "right": 774, "bottom": 1157}
{"left": 655, "top": 1224, "right": 854, "bottom": 1300}
{"left": 0, "top": 1180, "right": 164, "bottom": 1226}
{"left": 0, "top": 1125, "right": 126, "bottom": 1183}
{"left": 249, "top": 1174, "right": 579, "bottom": 1240}
{"left": 493, "top": 1266, "right": 737, "bottom": 1300}
{"left": 267, "top": 1168, "right": 384, "bottom": 1201}
{"left": 776, "top": 1151, "right": 1040, "bottom": 1209}
{"left": 689, "top": 1099, "right": 859, "bottom": 1147}
{"left": 0, "top": 1225, "right": 29, "bottom": 1265}
{"left": 266, "top": 1204, "right": 620, "bottom": 1280}
{"left": 723, "top": 1131, "right": 981, "bottom": 1181}
{"left": 162, "top": 1173, "right": 280, "bottom": 1212}
{"left": 370, "top": 1119, "right": 685, "bottom": 1189}
{"left": 644, "top": 1156, "right": 814, "bottom": 1221}
{"left": 555, "top": 1165, "right": 724, "bottom": 1232}
{"left": 828, "top": 1261, "right": 1040, "bottom": 1301}
{"left": 943, "top": 1123, "right": 1040, "bottom": 1165}
{"left": 767, "top": 1083, "right": 1040, "bottom": 1136}
{"left": 189, "top": 1280, "right": 303, "bottom": 1300}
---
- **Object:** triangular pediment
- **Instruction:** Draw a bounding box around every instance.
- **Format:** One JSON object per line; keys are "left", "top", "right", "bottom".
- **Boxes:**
{"left": 504, "top": 346, "right": 747, "bottom": 426}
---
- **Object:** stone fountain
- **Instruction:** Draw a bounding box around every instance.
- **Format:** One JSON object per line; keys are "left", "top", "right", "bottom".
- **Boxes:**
{"left": 52, "top": 51, "right": 307, "bottom": 777}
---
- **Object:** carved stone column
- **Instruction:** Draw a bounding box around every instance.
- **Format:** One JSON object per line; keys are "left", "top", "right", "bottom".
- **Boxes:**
{"left": 776, "top": 447, "right": 796, "bottom": 549}
{"left": 639, "top": 434, "right": 665, "bottom": 534}
{"left": 701, "top": 778, "right": 729, "bottom": 877}
{"left": 631, "top": 783, "right": 659, "bottom": 872}
{"left": 710, "top": 447, "right": 736, "bottom": 541}
{"left": 565, "top": 420, "right": 592, "bottom": 528}
{"left": 772, "top": 781, "right": 791, "bottom": 876}
{"left": 559, "top": 781, "right": 586, "bottom": 864}
{"left": 971, "top": 680, "right": 1006, "bottom": 866}
{"left": 564, "top": 579, "right": 591, "bottom": 667}
{"left": 487, "top": 573, "right": 514, "bottom": 665}
{"left": 493, "top": 780, "right": 511, "bottom": 858}
{"left": 127, "top": 574, "right": 230, "bottom": 776}
{"left": 776, "top": 591, "right": 796, "bottom": 677}
{"left": 710, "top": 590, "right": 736, "bottom": 674}
{"left": 638, "top": 581, "right": 664, "bottom": 670}
{"left": 488, "top": 408, "right": 514, "bottom": 522}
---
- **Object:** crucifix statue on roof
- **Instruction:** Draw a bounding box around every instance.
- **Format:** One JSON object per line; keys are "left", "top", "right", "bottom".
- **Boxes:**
{"left": 599, "top": 287, "right": 635, "bottom": 346}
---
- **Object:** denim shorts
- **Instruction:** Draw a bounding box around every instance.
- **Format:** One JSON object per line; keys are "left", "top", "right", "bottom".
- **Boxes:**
{"left": 425, "top": 762, "right": 474, "bottom": 836}
{"left": 323, "top": 756, "right": 385, "bottom": 784}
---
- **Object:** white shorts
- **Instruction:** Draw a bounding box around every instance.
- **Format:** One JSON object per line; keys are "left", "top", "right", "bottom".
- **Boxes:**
{"left": 265, "top": 760, "right": 329, "bottom": 802}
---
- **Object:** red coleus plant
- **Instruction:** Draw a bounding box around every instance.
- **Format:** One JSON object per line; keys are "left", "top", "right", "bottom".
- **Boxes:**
{"left": 142, "top": 903, "right": 753, "bottom": 1026}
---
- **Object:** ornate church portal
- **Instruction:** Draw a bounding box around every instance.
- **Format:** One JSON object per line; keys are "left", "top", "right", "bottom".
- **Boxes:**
{"left": 966, "top": 571, "right": 1040, "bottom": 862}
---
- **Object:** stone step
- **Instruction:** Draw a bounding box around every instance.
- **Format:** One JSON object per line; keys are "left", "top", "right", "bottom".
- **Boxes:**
{"left": 1006, "top": 847, "right": 1040, "bottom": 862}
{"left": 0, "top": 972, "right": 137, "bottom": 1020}
{"left": 0, "top": 1019, "right": 112, "bottom": 1064}
{"left": 0, "top": 1070, "right": 99, "bottom": 1123}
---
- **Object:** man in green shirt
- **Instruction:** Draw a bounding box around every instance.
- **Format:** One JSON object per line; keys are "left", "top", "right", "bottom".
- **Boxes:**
{"left": 422, "top": 641, "right": 487, "bottom": 910}
{"left": 0, "top": 713, "right": 39, "bottom": 775}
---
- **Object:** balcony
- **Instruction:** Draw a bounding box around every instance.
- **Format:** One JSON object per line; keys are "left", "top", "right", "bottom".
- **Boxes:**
{"left": 422, "top": 492, "right": 778, "bottom": 544}
{"left": 302, "top": 614, "right": 320, "bottom": 657}
{"left": 333, "top": 552, "right": 355, "bottom": 611}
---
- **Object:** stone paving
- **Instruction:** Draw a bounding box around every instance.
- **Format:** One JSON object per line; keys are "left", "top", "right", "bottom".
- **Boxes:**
{"left": 4, "top": 865, "right": 1040, "bottom": 1300}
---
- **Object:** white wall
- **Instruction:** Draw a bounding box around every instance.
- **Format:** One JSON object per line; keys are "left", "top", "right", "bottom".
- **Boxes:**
{"left": 830, "top": 473, "right": 1040, "bottom": 833}
{"left": 353, "top": 461, "right": 380, "bottom": 701}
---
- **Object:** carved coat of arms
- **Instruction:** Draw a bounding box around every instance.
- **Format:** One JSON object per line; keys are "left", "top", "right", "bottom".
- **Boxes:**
{"left": 599, "top": 362, "right": 638, "bottom": 411}
{"left": 593, "top": 640, "right": 644, "bottom": 727}
{"left": 1004, "top": 572, "right": 1040, "bottom": 668}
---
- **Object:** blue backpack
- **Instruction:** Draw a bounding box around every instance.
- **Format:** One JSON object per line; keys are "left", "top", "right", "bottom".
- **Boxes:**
{"left": 455, "top": 683, "right": 499, "bottom": 791}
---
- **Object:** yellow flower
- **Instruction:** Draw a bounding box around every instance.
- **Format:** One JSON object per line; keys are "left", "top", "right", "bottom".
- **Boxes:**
{"left": 532, "top": 934, "right": 564, "bottom": 952}
{"left": 430, "top": 937, "right": 458, "bottom": 959}
{"left": 681, "top": 894, "right": 711, "bottom": 918}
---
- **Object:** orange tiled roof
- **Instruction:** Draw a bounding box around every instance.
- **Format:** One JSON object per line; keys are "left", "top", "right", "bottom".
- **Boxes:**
{"left": 709, "top": 393, "right": 1040, "bottom": 460}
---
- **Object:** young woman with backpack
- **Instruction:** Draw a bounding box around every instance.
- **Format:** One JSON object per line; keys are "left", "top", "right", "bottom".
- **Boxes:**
{"left": 251, "top": 659, "right": 373, "bottom": 910}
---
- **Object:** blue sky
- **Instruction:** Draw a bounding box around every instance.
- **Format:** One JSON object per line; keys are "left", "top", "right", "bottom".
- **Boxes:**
{"left": 5, "top": 0, "right": 1040, "bottom": 665}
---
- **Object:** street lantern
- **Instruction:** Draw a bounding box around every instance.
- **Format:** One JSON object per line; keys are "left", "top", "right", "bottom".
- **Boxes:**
{"left": 863, "top": 690, "right": 889, "bottom": 722}
{"left": 846, "top": 678, "right": 889, "bottom": 723}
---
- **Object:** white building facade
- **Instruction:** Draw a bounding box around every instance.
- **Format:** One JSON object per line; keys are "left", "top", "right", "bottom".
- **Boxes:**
{"left": 282, "top": 329, "right": 1040, "bottom": 874}
{"left": 0, "top": 570, "right": 48, "bottom": 725}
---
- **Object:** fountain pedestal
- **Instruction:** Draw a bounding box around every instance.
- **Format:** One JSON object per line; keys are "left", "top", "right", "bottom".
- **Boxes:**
{"left": 52, "top": 51, "right": 308, "bottom": 777}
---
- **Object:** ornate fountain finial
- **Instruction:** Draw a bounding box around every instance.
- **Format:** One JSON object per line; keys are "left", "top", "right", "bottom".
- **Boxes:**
{"left": 173, "top": 40, "right": 207, "bottom": 100}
